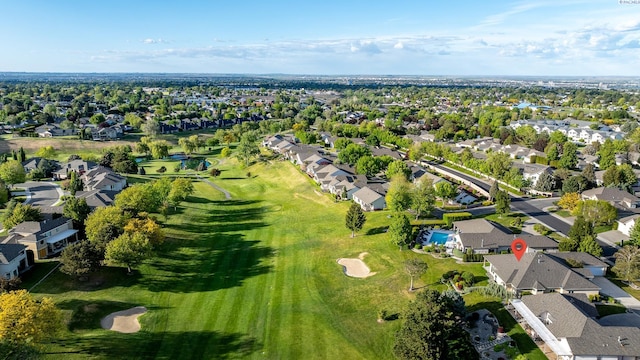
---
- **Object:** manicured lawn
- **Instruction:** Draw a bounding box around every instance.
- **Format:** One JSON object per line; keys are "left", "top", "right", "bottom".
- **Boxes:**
{"left": 31, "top": 156, "right": 537, "bottom": 359}
{"left": 596, "top": 304, "right": 628, "bottom": 317}
{"left": 484, "top": 212, "right": 528, "bottom": 234}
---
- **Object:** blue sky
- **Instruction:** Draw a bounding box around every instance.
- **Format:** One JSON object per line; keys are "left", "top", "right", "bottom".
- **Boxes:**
{"left": 1, "top": 0, "right": 640, "bottom": 75}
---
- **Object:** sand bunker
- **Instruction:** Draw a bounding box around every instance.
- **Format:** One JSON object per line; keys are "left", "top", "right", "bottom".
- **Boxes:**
{"left": 101, "top": 306, "right": 147, "bottom": 333}
{"left": 337, "top": 252, "right": 376, "bottom": 278}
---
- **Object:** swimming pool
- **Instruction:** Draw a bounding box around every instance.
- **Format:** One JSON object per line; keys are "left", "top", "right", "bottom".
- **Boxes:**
{"left": 426, "top": 230, "right": 455, "bottom": 245}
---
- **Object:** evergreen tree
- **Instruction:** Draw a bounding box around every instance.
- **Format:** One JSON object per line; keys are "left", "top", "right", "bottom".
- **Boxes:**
{"left": 578, "top": 235, "right": 603, "bottom": 257}
{"left": 581, "top": 163, "right": 596, "bottom": 185}
{"left": 628, "top": 221, "right": 640, "bottom": 246}
{"left": 598, "top": 139, "right": 617, "bottom": 170}
{"left": 534, "top": 172, "right": 555, "bottom": 192}
{"left": 69, "top": 171, "right": 83, "bottom": 196}
{"left": 389, "top": 213, "right": 412, "bottom": 250}
{"left": 558, "top": 141, "right": 578, "bottom": 169}
{"left": 18, "top": 147, "right": 26, "bottom": 163}
{"left": 494, "top": 190, "right": 510, "bottom": 215}
{"left": 489, "top": 181, "right": 499, "bottom": 202}
{"left": 393, "top": 289, "right": 478, "bottom": 360}
{"left": 345, "top": 202, "right": 367, "bottom": 238}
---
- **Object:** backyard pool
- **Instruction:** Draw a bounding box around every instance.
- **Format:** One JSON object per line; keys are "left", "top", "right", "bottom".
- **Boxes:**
{"left": 429, "top": 231, "right": 453, "bottom": 245}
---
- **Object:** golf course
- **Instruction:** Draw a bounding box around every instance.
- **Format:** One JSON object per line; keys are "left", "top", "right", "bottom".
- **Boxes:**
{"left": 25, "top": 152, "right": 542, "bottom": 359}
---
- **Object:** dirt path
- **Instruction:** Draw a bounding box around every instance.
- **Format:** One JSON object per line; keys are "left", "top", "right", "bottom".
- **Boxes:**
{"left": 197, "top": 175, "right": 232, "bottom": 200}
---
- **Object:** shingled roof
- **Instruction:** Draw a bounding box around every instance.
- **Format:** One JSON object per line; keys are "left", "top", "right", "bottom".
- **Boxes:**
{"left": 484, "top": 252, "right": 600, "bottom": 293}
{"left": 521, "top": 293, "right": 640, "bottom": 357}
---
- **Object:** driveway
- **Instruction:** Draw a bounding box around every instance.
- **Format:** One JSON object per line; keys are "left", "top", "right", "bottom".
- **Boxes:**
{"left": 591, "top": 277, "right": 640, "bottom": 315}
{"left": 16, "top": 181, "right": 63, "bottom": 207}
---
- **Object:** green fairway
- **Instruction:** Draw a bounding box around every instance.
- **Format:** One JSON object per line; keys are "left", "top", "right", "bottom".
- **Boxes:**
{"left": 31, "top": 157, "right": 540, "bottom": 359}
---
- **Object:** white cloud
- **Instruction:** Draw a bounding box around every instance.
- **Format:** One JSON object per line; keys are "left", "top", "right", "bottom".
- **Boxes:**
{"left": 142, "top": 38, "right": 168, "bottom": 44}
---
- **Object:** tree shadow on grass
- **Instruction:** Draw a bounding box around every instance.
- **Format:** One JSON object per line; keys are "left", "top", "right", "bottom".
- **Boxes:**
{"left": 143, "top": 232, "right": 274, "bottom": 293}
{"left": 365, "top": 226, "right": 388, "bottom": 235}
{"left": 29, "top": 266, "right": 143, "bottom": 295}
{"left": 44, "top": 330, "right": 261, "bottom": 360}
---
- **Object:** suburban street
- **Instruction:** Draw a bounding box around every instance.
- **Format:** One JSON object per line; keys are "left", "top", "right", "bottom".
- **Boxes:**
{"left": 429, "top": 162, "right": 618, "bottom": 258}
{"left": 16, "top": 181, "right": 63, "bottom": 207}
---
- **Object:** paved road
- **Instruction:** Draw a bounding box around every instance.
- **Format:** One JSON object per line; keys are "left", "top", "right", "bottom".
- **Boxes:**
{"left": 429, "top": 162, "right": 618, "bottom": 258}
{"left": 591, "top": 277, "right": 640, "bottom": 315}
{"left": 196, "top": 175, "right": 232, "bottom": 200}
{"left": 16, "top": 181, "right": 63, "bottom": 207}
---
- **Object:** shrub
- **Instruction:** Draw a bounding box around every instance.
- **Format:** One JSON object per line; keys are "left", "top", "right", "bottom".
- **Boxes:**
{"left": 414, "top": 243, "right": 422, "bottom": 250}
{"left": 209, "top": 168, "right": 221, "bottom": 177}
{"left": 377, "top": 309, "right": 387, "bottom": 321}
{"left": 443, "top": 212, "right": 472, "bottom": 227}
{"left": 173, "top": 163, "right": 181, "bottom": 172}
{"left": 588, "top": 294, "right": 601, "bottom": 302}
{"left": 461, "top": 271, "right": 475, "bottom": 286}
{"left": 157, "top": 166, "right": 167, "bottom": 173}
{"left": 533, "top": 223, "right": 551, "bottom": 235}
{"left": 138, "top": 166, "right": 146, "bottom": 175}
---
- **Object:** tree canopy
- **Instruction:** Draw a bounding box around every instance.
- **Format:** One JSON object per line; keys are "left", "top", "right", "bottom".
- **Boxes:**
{"left": 345, "top": 202, "right": 367, "bottom": 238}
{"left": 393, "top": 289, "right": 477, "bottom": 360}
{"left": 0, "top": 290, "right": 63, "bottom": 345}
{"left": 389, "top": 213, "right": 412, "bottom": 250}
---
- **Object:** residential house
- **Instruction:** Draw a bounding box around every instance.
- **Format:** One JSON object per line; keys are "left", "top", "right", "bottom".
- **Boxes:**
{"left": 515, "top": 163, "right": 553, "bottom": 188}
{"left": 352, "top": 186, "right": 386, "bottom": 211}
{"left": 159, "top": 122, "right": 179, "bottom": 134}
{"left": 617, "top": 214, "right": 640, "bottom": 236}
{"left": 53, "top": 160, "right": 97, "bottom": 180}
{"left": 22, "top": 157, "right": 58, "bottom": 175}
{"left": 82, "top": 166, "right": 127, "bottom": 192}
{"left": 511, "top": 293, "right": 640, "bottom": 359}
{"left": 483, "top": 252, "right": 603, "bottom": 296}
{"left": 2, "top": 217, "right": 78, "bottom": 259}
{"left": 581, "top": 187, "right": 640, "bottom": 209}
{"left": 453, "top": 219, "right": 559, "bottom": 254}
{"left": 35, "top": 124, "right": 77, "bottom": 137}
{"left": 0, "top": 244, "right": 31, "bottom": 280}
{"left": 91, "top": 126, "right": 121, "bottom": 141}
{"left": 75, "top": 189, "right": 119, "bottom": 209}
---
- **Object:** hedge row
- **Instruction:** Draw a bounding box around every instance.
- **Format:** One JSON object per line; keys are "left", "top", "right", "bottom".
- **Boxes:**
{"left": 443, "top": 212, "right": 472, "bottom": 226}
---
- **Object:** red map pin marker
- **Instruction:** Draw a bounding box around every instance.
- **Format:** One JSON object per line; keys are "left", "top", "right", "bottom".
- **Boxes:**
{"left": 511, "top": 238, "right": 527, "bottom": 261}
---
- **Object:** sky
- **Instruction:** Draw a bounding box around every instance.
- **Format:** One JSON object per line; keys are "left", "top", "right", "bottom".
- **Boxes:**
{"left": 1, "top": 0, "right": 640, "bottom": 76}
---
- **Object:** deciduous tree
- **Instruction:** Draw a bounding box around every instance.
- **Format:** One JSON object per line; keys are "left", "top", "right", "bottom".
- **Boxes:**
{"left": 85, "top": 206, "right": 129, "bottom": 254}
{"left": 412, "top": 178, "right": 436, "bottom": 219}
{"left": 0, "top": 290, "right": 63, "bottom": 344}
{"left": 572, "top": 199, "right": 617, "bottom": 226}
{"left": 386, "top": 177, "right": 413, "bottom": 212}
{"left": 0, "top": 160, "right": 26, "bottom": 186}
{"left": 168, "top": 178, "right": 194, "bottom": 210}
{"left": 59, "top": 241, "right": 101, "bottom": 279}
{"left": 612, "top": 245, "right": 640, "bottom": 284}
{"left": 386, "top": 160, "right": 411, "bottom": 181}
{"left": 404, "top": 258, "right": 428, "bottom": 291}
{"left": 236, "top": 132, "right": 260, "bottom": 167}
{"left": 345, "top": 202, "right": 366, "bottom": 238}
{"left": 105, "top": 232, "right": 152, "bottom": 273}
{"left": 435, "top": 181, "right": 457, "bottom": 205}
{"left": 1, "top": 202, "right": 42, "bottom": 230}
{"left": 558, "top": 192, "right": 581, "bottom": 211}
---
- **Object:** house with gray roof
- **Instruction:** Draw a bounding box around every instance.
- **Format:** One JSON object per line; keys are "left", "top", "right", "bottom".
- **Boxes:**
{"left": 581, "top": 187, "right": 640, "bottom": 209}
{"left": 0, "top": 243, "right": 31, "bottom": 280}
{"left": 484, "top": 252, "right": 602, "bottom": 296}
{"left": 453, "top": 218, "right": 559, "bottom": 254}
{"left": 511, "top": 293, "right": 640, "bottom": 359}
{"left": 75, "top": 189, "right": 118, "bottom": 209}
{"left": 2, "top": 217, "right": 78, "bottom": 260}
{"left": 82, "top": 166, "right": 127, "bottom": 192}
{"left": 352, "top": 186, "right": 386, "bottom": 211}
{"left": 53, "top": 159, "right": 97, "bottom": 180}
